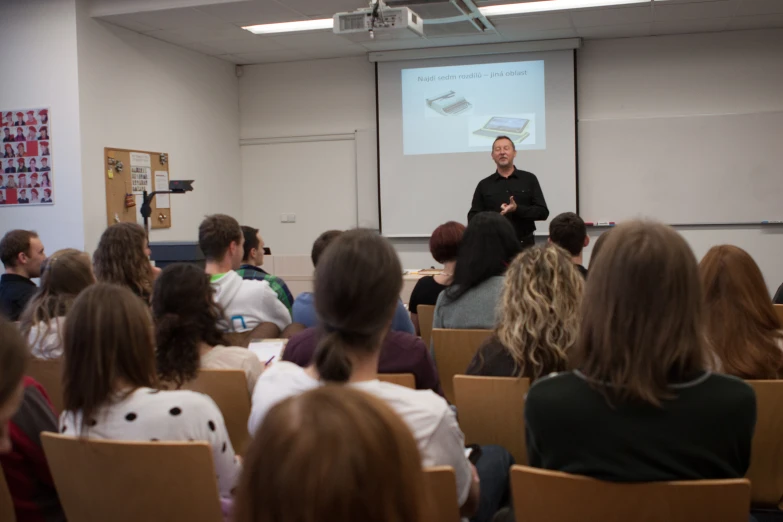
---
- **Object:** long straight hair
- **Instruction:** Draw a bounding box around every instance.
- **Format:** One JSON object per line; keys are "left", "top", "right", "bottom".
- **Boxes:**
{"left": 19, "top": 249, "right": 94, "bottom": 355}
{"left": 312, "top": 229, "right": 402, "bottom": 383}
{"left": 62, "top": 284, "right": 158, "bottom": 432}
{"left": 699, "top": 245, "right": 783, "bottom": 379}
{"left": 572, "top": 221, "right": 706, "bottom": 407}
{"left": 234, "top": 386, "right": 427, "bottom": 522}
{"left": 490, "top": 245, "right": 583, "bottom": 380}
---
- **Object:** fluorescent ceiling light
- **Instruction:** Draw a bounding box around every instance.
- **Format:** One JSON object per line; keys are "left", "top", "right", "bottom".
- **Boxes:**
{"left": 479, "top": 0, "right": 651, "bottom": 17}
{"left": 243, "top": 18, "right": 332, "bottom": 34}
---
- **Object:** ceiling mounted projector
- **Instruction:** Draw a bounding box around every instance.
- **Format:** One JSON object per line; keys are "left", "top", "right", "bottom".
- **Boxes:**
{"left": 334, "top": 2, "right": 425, "bottom": 42}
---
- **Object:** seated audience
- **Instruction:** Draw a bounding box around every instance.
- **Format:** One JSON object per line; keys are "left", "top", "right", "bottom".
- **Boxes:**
{"left": 59, "top": 284, "right": 240, "bottom": 498}
{"left": 775, "top": 283, "right": 783, "bottom": 304}
{"left": 408, "top": 221, "right": 465, "bottom": 335}
{"left": 0, "top": 317, "right": 65, "bottom": 522}
{"left": 235, "top": 386, "right": 427, "bottom": 522}
{"left": 152, "top": 263, "right": 263, "bottom": 394}
{"left": 548, "top": 212, "right": 589, "bottom": 278}
{"left": 19, "top": 249, "right": 95, "bottom": 359}
{"left": 467, "top": 245, "right": 583, "bottom": 379}
{"left": 699, "top": 245, "right": 783, "bottom": 379}
{"left": 283, "top": 327, "right": 442, "bottom": 396}
{"left": 0, "top": 229, "right": 46, "bottom": 321}
{"left": 293, "top": 230, "right": 414, "bottom": 334}
{"left": 249, "top": 229, "right": 491, "bottom": 520}
{"left": 433, "top": 212, "right": 520, "bottom": 330}
{"left": 525, "top": 221, "right": 756, "bottom": 481}
{"left": 93, "top": 222, "right": 155, "bottom": 302}
{"left": 237, "top": 226, "right": 294, "bottom": 315}
{"left": 199, "top": 214, "right": 291, "bottom": 333}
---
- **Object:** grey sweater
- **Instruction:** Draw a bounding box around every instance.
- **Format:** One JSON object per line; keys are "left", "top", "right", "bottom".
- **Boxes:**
{"left": 432, "top": 276, "right": 504, "bottom": 330}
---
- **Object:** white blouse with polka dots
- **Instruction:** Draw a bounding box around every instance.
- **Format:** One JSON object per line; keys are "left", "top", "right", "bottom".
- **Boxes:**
{"left": 59, "top": 387, "right": 240, "bottom": 497}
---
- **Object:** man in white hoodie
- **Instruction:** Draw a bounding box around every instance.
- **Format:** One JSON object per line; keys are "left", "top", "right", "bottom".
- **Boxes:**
{"left": 199, "top": 214, "right": 291, "bottom": 333}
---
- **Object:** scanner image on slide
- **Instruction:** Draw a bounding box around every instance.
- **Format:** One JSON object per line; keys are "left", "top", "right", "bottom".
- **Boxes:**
{"left": 401, "top": 59, "right": 546, "bottom": 156}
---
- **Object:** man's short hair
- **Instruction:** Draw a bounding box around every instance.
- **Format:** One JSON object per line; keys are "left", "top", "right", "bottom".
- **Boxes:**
{"left": 0, "top": 229, "right": 38, "bottom": 268}
{"left": 492, "top": 135, "right": 516, "bottom": 151}
{"left": 198, "top": 214, "right": 242, "bottom": 261}
{"left": 549, "top": 212, "right": 587, "bottom": 256}
{"left": 241, "top": 225, "right": 259, "bottom": 261}
{"left": 311, "top": 230, "right": 343, "bottom": 267}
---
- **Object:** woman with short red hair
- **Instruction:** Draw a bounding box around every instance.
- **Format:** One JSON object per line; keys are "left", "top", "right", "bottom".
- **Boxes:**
{"left": 408, "top": 221, "right": 466, "bottom": 335}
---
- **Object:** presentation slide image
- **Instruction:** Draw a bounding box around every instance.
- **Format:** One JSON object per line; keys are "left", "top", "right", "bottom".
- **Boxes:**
{"left": 402, "top": 60, "right": 546, "bottom": 156}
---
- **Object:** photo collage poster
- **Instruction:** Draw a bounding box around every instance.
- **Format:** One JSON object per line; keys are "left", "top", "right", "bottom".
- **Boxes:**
{"left": 1, "top": 107, "right": 52, "bottom": 206}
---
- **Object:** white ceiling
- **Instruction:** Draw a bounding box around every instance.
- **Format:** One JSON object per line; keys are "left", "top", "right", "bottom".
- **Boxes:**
{"left": 92, "top": 0, "right": 783, "bottom": 64}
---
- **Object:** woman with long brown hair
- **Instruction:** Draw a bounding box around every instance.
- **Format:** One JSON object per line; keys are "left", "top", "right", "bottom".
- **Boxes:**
{"left": 19, "top": 249, "right": 94, "bottom": 359}
{"left": 700, "top": 245, "right": 783, "bottom": 379}
{"left": 59, "top": 284, "right": 240, "bottom": 498}
{"left": 92, "top": 223, "right": 155, "bottom": 301}
{"left": 525, "top": 221, "right": 756, "bottom": 482}
{"left": 467, "top": 244, "right": 583, "bottom": 379}
{"left": 235, "top": 386, "right": 427, "bottom": 522}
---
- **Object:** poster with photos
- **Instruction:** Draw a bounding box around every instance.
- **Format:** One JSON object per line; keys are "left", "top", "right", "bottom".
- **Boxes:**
{"left": 1, "top": 107, "right": 52, "bottom": 206}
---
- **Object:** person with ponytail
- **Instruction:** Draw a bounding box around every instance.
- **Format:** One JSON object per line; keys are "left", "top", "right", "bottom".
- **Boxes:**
{"left": 249, "top": 229, "right": 513, "bottom": 521}
{"left": 152, "top": 263, "right": 263, "bottom": 394}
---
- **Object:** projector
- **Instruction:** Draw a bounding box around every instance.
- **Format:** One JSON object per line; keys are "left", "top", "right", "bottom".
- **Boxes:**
{"left": 334, "top": 4, "right": 425, "bottom": 42}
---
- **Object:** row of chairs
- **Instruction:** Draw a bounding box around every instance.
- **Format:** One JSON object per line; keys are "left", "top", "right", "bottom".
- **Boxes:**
{"left": 0, "top": 434, "right": 753, "bottom": 522}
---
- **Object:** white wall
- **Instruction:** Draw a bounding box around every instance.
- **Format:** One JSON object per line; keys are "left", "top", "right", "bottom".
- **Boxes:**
{"left": 75, "top": 2, "right": 241, "bottom": 252}
{"left": 0, "top": 0, "right": 85, "bottom": 253}
{"left": 578, "top": 29, "right": 783, "bottom": 294}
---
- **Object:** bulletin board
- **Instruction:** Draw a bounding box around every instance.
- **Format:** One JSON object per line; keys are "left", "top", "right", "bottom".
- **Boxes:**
{"left": 104, "top": 147, "right": 172, "bottom": 229}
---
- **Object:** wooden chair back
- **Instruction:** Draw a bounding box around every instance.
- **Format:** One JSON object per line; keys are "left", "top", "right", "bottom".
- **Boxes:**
{"left": 41, "top": 434, "right": 223, "bottom": 522}
{"left": 27, "top": 358, "right": 63, "bottom": 414}
{"left": 745, "top": 380, "right": 783, "bottom": 508}
{"left": 224, "top": 321, "right": 282, "bottom": 347}
{"left": 0, "top": 467, "right": 16, "bottom": 522}
{"left": 418, "top": 305, "right": 435, "bottom": 347}
{"left": 378, "top": 373, "right": 416, "bottom": 389}
{"left": 182, "top": 369, "right": 251, "bottom": 454}
{"left": 431, "top": 329, "right": 492, "bottom": 404}
{"left": 511, "top": 465, "right": 751, "bottom": 522}
{"left": 454, "top": 375, "right": 529, "bottom": 464}
{"left": 423, "top": 466, "right": 461, "bottom": 522}
{"left": 775, "top": 304, "right": 783, "bottom": 326}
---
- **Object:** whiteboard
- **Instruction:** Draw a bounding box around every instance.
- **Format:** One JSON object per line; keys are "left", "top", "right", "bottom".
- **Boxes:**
{"left": 579, "top": 111, "right": 783, "bottom": 224}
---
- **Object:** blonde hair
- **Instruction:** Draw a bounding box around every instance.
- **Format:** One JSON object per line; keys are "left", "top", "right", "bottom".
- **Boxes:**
{"left": 493, "top": 245, "right": 583, "bottom": 380}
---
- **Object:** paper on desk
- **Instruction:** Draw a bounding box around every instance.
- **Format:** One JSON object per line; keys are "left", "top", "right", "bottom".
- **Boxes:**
{"left": 248, "top": 339, "right": 286, "bottom": 364}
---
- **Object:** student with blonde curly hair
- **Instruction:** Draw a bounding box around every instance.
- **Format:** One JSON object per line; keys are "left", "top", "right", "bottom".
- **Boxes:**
{"left": 466, "top": 245, "right": 583, "bottom": 379}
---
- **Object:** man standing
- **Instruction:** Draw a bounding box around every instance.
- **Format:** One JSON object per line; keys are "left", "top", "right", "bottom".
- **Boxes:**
{"left": 237, "top": 226, "right": 294, "bottom": 316}
{"left": 548, "top": 212, "right": 589, "bottom": 278}
{"left": 468, "top": 136, "right": 548, "bottom": 248}
{"left": 0, "top": 230, "right": 46, "bottom": 321}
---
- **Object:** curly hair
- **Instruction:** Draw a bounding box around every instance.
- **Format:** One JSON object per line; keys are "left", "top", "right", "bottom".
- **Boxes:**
{"left": 19, "top": 249, "right": 94, "bottom": 357}
{"left": 492, "top": 244, "right": 584, "bottom": 380}
{"left": 93, "top": 223, "right": 154, "bottom": 301}
{"left": 152, "top": 263, "right": 228, "bottom": 388}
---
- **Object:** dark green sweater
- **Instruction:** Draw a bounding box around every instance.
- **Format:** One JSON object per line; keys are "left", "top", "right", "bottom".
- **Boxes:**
{"left": 525, "top": 371, "right": 756, "bottom": 481}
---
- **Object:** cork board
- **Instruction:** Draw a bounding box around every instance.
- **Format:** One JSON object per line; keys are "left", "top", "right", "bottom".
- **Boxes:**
{"left": 104, "top": 147, "right": 171, "bottom": 229}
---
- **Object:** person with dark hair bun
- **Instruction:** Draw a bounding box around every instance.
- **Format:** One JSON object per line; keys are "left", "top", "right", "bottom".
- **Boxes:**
{"left": 249, "top": 229, "right": 507, "bottom": 520}
{"left": 152, "top": 263, "right": 263, "bottom": 393}
{"left": 408, "top": 221, "right": 466, "bottom": 336}
{"left": 433, "top": 212, "right": 521, "bottom": 330}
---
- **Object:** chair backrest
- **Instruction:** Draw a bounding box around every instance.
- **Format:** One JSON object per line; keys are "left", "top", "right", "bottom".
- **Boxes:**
{"left": 745, "top": 380, "right": 783, "bottom": 508}
{"left": 418, "top": 305, "right": 436, "bottom": 347}
{"left": 0, "top": 467, "right": 16, "bottom": 522}
{"left": 26, "top": 358, "right": 63, "bottom": 414}
{"left": 454, "top": 375, "right": 529, "bottom": 464}
{"left": 775, "top": 304, "right": 783, "bottom": 326}
{"left": 423, "top": 466, "right": 461, "bottom": 522}
{"left": 510, "top": 465, "right": 751, "bottom": 522}
{"left": 378, "top": 373, "right": 416, "bottom": 389}
{"left": 431, "top": 329, "right": 492, "bottom": 404}
{"left": 224, "top": 321, "right": 282, "bottom": 347}
{"left": 42, "top": 433, "right": 223, "bottom": 522}
{"left": 182, "top": 369, "right": 251, "bottom": 454}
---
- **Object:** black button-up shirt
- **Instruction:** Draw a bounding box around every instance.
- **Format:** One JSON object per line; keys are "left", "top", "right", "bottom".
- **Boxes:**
{"left": 468, "top": 168, "right": 549, "bottom": 240}
{"left": 0, "top": 273, "right": 37, "bottom": 321}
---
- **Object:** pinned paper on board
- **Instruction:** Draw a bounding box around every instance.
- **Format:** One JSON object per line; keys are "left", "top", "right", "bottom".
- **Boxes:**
{"left": 129, "top": 152, "right": 151, "bottom": 168}
{"left": 154, "top": 171, "right": 170, "bottom": 208}
{"left": 130, "top": 166, "right": 151, "bottom": 194}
